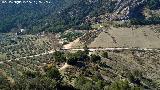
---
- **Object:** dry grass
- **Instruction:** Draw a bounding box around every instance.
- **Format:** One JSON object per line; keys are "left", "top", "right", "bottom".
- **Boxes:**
{"left": 89, "top": 26, "right": 160, "bottom": 48}
{"left": 63, "top": 38, "right": 84, "bottom": 49}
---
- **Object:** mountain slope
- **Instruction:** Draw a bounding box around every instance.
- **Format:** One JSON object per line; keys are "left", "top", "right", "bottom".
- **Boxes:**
{"left": 0, "top": 0, "right": 160, "bottom": 33}
{"left": 0, "top": 0, "right": 79, "bottom": 33}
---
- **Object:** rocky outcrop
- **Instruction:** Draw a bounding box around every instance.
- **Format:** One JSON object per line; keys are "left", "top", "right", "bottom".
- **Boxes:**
{"left": 110, "top": 0, "right": 147, "bottom": 20}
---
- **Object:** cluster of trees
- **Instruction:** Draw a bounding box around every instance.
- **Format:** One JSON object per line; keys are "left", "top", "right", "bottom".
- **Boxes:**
{"left": 130, "top": 16, "right": 160, "bottom": 25}
{"left": 129, "top": 0, "right": 160, "bottom": 25}
{"left": 66, "top": 50, "right": 90, "bottom": 65}
{"left": 53, "top": 51, "right": 66, "bottom": 62}
{"left": 54, "top": 48, "right": 109, "bottom": 66}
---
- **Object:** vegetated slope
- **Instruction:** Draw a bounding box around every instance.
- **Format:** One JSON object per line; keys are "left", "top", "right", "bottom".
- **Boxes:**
{"left": 89, "top": 26, "right": 160, "bottom": 48}
{"left": 102, "top": 50, "right": 160, "bottom": 89}
{"left": 0, "top": 0, "right": 160, "bottom": 33}
{"left": 0, "top": 0, "right": 115, "bottom": 33}
{"left": 0, "top": 34, "right": 60, "bottom": 61}
{"left": 1, "top": 49, "right": 159, "bottom": 89}
{"left": 0, "top": 0, "right": 79, "bottom": 33}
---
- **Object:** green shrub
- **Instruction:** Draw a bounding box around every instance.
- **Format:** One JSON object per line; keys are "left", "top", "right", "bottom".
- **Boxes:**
{"left": 102, "top": 52, "right": 109, "bottom": 58}
{"left": 90, "top": 54, "right": 101, "bottom": 63}
{"left": 67, "top": 53, "right": 78, "bottom": 65}
{"left": 46, "top": 67, "right": 61, "bottom": 80}
{"left": 74, "top": 76, "right": 93, "bottom": 90}
{"left": 107, "top": 80, "right": 130, "bottom": 90}
{"left": 53, "top": 51, "right": 66, "bottom": 62}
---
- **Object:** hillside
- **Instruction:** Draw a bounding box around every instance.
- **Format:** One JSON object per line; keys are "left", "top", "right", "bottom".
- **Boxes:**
{"left": 0, "top": 1, "right": 160, "bottom": 89}
{"left": 0, "top": 37, "right": 160, "bottom": 89}
{"left": 0, "top": 0, "right": 79, "bottom": 33}
{"left": 89, "top": 26, "right": 160, "bottom": 48}
{"left": 0, "top": 0, "right": 160, "bottom": 33}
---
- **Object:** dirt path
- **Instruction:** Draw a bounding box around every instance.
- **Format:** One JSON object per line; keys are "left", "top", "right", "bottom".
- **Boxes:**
{"left": 59, "top": 63, "right": 71, "bottom": 71}
{"left": 0, "top": 47, "right": 158, "bottom": 65}
{"left": 63, "top": 38, "right": 80, "bottom": 49}
{"left": 0, "top": 50, "right": 55, "bottom": 64}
